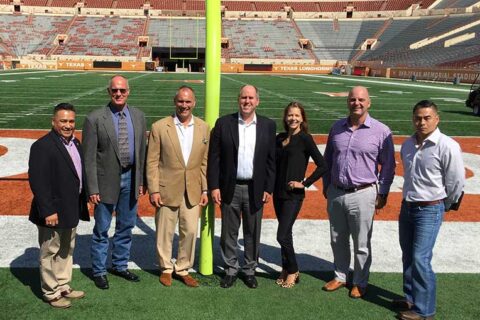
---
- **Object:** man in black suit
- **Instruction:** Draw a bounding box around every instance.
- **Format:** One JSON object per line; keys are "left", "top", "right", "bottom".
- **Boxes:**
{"left": 208, "top": 85, "right": 276, "bottom": 288}
{"left": 28, "top": 103, "right": 90, "bottom": 308}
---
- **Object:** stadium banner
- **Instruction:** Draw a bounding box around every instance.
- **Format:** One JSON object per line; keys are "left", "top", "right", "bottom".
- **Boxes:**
{"left": 221, "top": 64, "right": 243, "bottom": 73}
{"left": 221, "top": 64, "right": 333, "bottom": 74}
{"left": 388, "top": 68, "right": 479, "bottom": 84}
{"left": 57, "top": 60, "right": 145, "bottom": 71}
{"left": 271, "top": 64, "right": 333, "bottom": 74}
{"left": 57, "top": 60, "right": 93, "bottom": 70}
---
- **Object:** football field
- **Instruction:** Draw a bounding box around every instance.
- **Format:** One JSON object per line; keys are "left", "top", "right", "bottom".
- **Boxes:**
{"left": 0, "top": 70, "right": 479, "bottom": 319}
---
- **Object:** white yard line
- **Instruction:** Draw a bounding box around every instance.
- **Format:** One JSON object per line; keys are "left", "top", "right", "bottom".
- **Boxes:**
{"left": 301, "top": 74, "right": 471, "bottom": 92}
{"left": 2, "top": 216, "right": 479, "bottom": 273}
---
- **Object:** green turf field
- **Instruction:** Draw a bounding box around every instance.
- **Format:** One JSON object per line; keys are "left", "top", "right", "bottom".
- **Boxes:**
{"left": 2, "top": 269, "right": 478, "bottom": 319}
{"left": 0, "top": 70, "right": 478, "bottom": 136}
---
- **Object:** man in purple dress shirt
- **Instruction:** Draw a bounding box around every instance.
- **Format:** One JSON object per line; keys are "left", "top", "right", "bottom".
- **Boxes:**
{"left": 322, "top": 86, "right": 395, "bottom": 298}
{"left": 28, "top": 103, "right": 89, "bottom": 308}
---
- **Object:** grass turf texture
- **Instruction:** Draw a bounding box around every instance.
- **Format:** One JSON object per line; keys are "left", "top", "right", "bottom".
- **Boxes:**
{"left": 0, "top": 70, "right": 478, "bottom": 136}
{"left": 1, "top": 269, "right": 479, "bottom": 319}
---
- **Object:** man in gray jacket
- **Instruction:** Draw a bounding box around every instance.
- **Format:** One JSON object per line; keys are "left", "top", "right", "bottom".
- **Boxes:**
{"left": 83, "top": 75, "right": 147, "bottom": 290}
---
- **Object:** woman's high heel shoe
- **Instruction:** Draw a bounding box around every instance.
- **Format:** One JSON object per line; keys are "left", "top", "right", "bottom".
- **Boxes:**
{"left": 275, "top": 270, "right": 288, "bottom": 286}
{"left": 281, "top": 272, "right": 300, "bottom": 288}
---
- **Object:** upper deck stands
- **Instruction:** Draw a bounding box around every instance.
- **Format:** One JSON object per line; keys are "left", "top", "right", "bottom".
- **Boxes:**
{"left": 287, "top": 2, "right": 318, "bottom": 12}
{"left": 253, "top": 2, "right": 286, "bottom": 11}
{"left": 53, "top": 16, "right": 144, "bottom": 56}
{"left": 83, "top": 0, "right": 114, "bottom": 8}
{"left": 223, "top": 19, "right": 310, "bottom": 59}
{"left": 147, "top": 18, "right": 206, "bottom": 48}
{"left": 222, "top": 1, "right": 255, "bottom": 11}
{"left": 0, "top": 14, "right": 70, "bottom": 56}
{"left": 149, "top": 0, "right": 184, "bottom": 10}
{"left": 116, "top": 0, "right": 145, "bottom": 9}
{"left": 49, "top": 0, "right": 78, "bottom": 7}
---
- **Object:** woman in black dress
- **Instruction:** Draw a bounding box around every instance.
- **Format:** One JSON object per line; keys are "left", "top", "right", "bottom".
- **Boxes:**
{"left": 274, "top": 102, "right": 327, "bottom": 288}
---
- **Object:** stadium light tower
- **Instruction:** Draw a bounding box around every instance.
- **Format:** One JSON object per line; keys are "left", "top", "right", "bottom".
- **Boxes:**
{"left": 200, "top": 0, "right": 221, "bottom": 275}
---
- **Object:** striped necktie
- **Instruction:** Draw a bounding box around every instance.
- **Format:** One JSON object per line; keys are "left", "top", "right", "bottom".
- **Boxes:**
{"left": 118, "top": 111, "right": 130, "bottom": 168}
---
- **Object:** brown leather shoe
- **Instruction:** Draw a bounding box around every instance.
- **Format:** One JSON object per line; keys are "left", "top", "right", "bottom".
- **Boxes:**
{"left": 61, "top": 289, "right": 85, "bottom": 299}
{"left": 399, "top": 310, "right": 434, "bottom": 320}
{"left": 349, "top": 285, "right": 367, "bottom": 298}
{"left": 176, "top": 274, "right": 199, "bottom": 287}
{"left": 46, "top": 296, "right": 71, "bottom": 309}
{"left": 392, "top": 299, "right": 414, "bottom": 311}
{"left": 322, "top": 279, "right": 346, "bottom": 292}
{"left": 159, "top": 272, "right": 172, "bottom": 287}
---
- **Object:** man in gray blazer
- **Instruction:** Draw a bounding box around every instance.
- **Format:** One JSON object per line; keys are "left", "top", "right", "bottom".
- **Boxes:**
{"left": 83, "top": 75, "right": 147, "bottom": 290}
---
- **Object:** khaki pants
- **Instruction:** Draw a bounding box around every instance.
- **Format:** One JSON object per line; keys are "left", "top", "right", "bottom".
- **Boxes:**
{"left": 38, "top": 226, "right": 76, "bottom": 301}
{"left": 155, "top": 196, "right": 201, "bottom": 276}
{"left": 327, "top": 185, "right": 376, "bottom": 287}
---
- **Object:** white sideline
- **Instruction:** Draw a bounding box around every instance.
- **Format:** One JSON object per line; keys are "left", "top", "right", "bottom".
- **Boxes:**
{"left": 1, "top": 216, "right": 479, "bottom": 273}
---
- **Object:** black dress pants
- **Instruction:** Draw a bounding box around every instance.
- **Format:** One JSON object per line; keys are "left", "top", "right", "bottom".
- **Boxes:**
{"left": 274, "top": 197, "right": 303, "bottom": 274}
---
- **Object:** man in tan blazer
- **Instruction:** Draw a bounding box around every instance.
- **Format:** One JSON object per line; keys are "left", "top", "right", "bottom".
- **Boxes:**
{"left": 146, "top": 86, "right": 209, "bottom": 287}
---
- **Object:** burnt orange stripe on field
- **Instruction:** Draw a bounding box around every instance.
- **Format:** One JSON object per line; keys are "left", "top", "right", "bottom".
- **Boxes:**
{"left": 1, "top": 131, "right": 479, "bottom": 222}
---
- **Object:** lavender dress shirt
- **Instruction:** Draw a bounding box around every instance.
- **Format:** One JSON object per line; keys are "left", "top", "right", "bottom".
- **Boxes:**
{"left": 60, "top": 135, "right": 82, "bottom": 192}
{"left": 323, "top": 114, "right": 395, "bottom": 195}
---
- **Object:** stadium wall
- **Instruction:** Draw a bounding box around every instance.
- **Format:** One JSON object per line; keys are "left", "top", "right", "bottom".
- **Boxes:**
{"left": 369, "top": 67, "right": 479, "bottom": 83}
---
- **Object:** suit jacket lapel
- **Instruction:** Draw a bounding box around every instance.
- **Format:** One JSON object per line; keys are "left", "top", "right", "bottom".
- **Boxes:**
{"left": 130, "top": 106, "right": 141, "bottom": 163}
{"left": 102, "top": 105, "right": 120, "bottom": 160}
{"left": 167, "top": 116, "right": 186, "bottom": 167}
{"left": 187, "top": 117, "right": 204, "bottom": 168}
{"left": 254, "top": 116, "right": 262, "bottom": 158}
{"left": 49, "top": 131, "right": 79, "bottom": 179}
{"left": 229, "top": 113, "right": 239, "bottom": 150}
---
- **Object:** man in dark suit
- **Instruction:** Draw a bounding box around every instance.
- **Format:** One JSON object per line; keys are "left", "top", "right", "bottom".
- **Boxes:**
{"left": 28, "top": 103, "right": 90, "bottom": 308}
{"left": 208, "top": 84, "right": 276, "bottom": 288}
{"left": 83, "top": 75, "right": 147, "bottom": 289}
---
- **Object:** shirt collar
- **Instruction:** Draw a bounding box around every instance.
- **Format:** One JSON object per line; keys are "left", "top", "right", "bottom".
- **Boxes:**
{"left": 415, "top": 127, "right": 441, "bottom": 145}
{"left": 344, "top": 114, "right": 372, "bottom": 128}
{"left": 109, "top": 104, "right": 129, "bottom": 116}
{"left": 57, "top": 132, "right": 76, "bottom": 145}
{"left": 238, "top": 112, "right": 257, "bottom": 125}
{"left": 174, "top": 114, "right": 194, "bottom": 127}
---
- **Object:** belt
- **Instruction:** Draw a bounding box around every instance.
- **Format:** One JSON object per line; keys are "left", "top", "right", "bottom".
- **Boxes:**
{"left": 405, "top": 200, "right": 443, "bottom": 207}
{"left": 121, "top": 165, "right": 133, "bottom": 173}
{"left": 334, "top": 183, "right": 373, "bottom": 193}
{"left": 236, "top": 179, "right": 252, "bottom": 185}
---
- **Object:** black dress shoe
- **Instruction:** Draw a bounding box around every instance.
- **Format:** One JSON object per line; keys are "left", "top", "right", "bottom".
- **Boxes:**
{"left": 244, "top": 275, "right": 258, "bottom": 289}
{"left": 220, "top": 275, "right": 237, "bottom": 288}
{"left": 93, "top": 275, "right": 109, "bottom": 290}
{"left": 110, "top": 269, "right": 140, "bottom": 282}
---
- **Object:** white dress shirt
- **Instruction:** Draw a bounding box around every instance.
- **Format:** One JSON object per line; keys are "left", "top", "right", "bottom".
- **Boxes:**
{"left": 237, "top": 113, "right": 257, "bottom": 180}
{"left": 174, "top": 115, "right": 194, "bottom": 165}
{"left": 401, "top": 128, "right": 465, "bottom": 209}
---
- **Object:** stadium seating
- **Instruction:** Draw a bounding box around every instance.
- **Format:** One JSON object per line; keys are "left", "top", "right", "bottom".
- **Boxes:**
{"left": 185, "top": 1, "right": 205, "bottom": 11}
{"left": 433, "top": 0, "right": 480, "bottom": 9}
{"left": 149, "top": 0, "right": 184, "bottom": 10}
{"left": 360, "top": 14, "right": 480, "bottom": 66}
{"left": 222, "top": 1, "right": 255, "bottom": 11}
{"left": 253, "top": 2, "right": 286, "bottom": 12}
{"left": 147, "top": 18, "right": 206, "bottom": 48}
{"left": 49, "top": 0, "right": 78, "bottom": 7}
{"left": 286, "top": 2, "right": 318, "bottom": 12}
{"left": 116, "top": 0, "right": 145, "bottom": 9}
{"left": 83, "top": 0, "right": 114, "bottom": 8}
{"left": 52, "top": 16, "right": 144, "bottom": 57}
{"left": 296, "top": 19, "right": 385, "bottom": 61}
{"left": 223, "top": 19, "right": 312, "bottom": 60}
{"left": 22, "top": 0, "right": 48, "bottom": 6}
{"left": 0, "top": 14, "right": 71, "bottom": 57}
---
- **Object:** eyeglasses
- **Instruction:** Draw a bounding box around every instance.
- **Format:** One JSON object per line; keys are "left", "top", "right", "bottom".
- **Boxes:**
{"left": 110, "top": 88, "right": 128, "bottom": 94}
